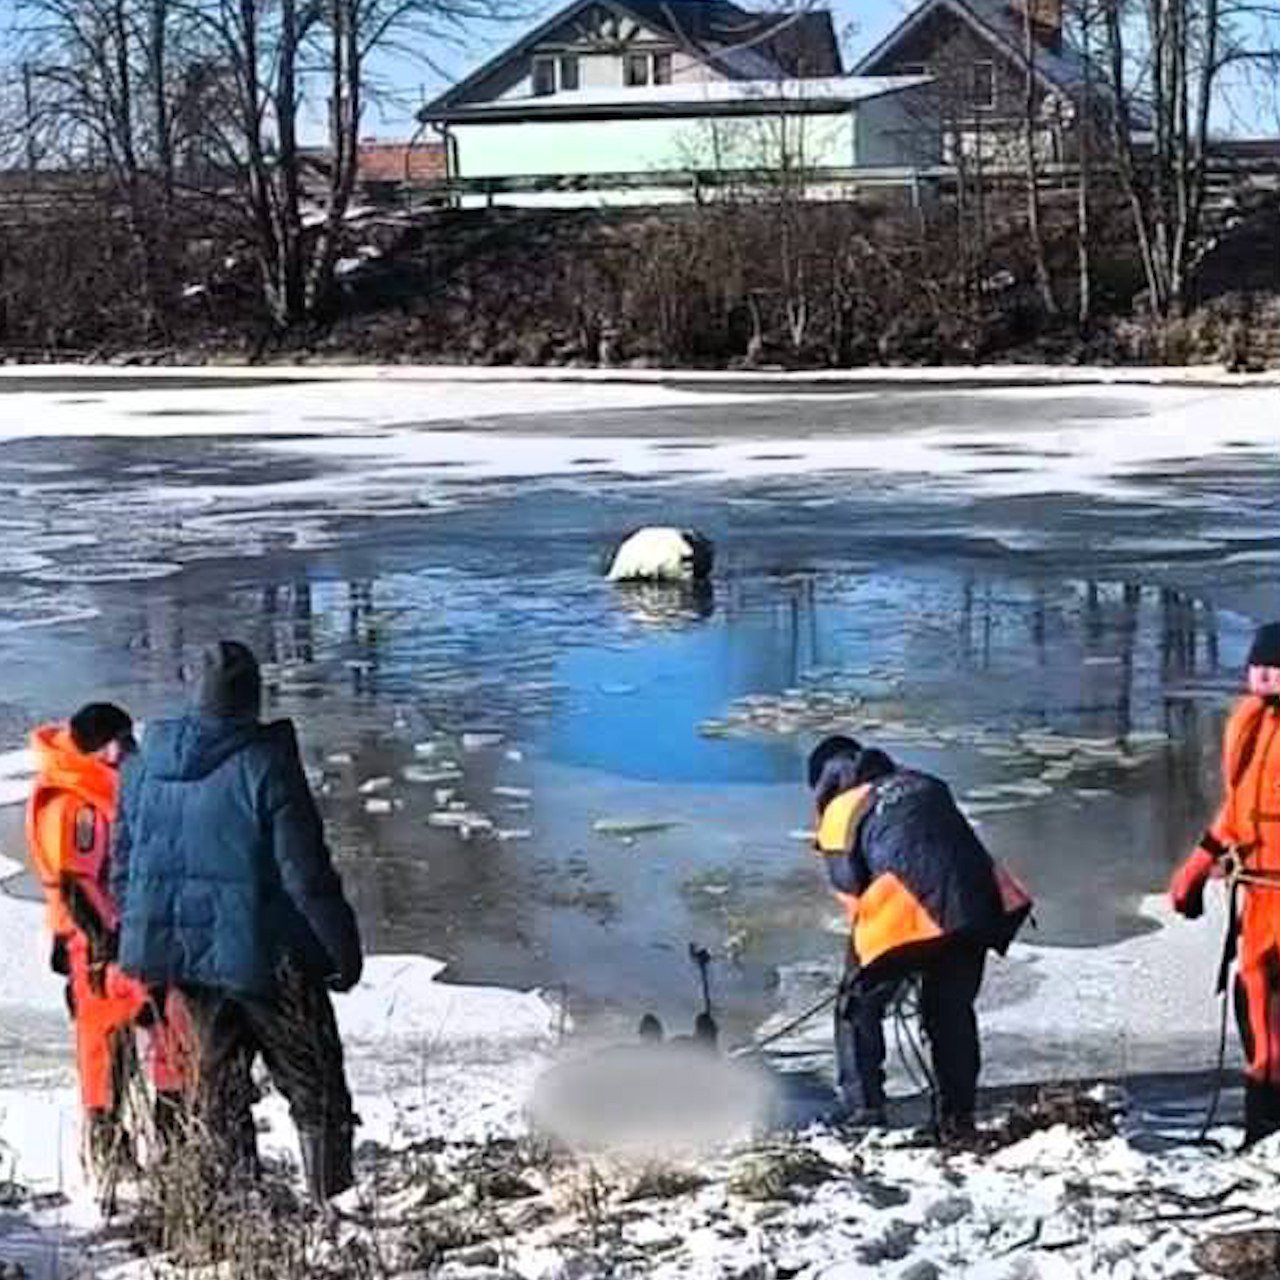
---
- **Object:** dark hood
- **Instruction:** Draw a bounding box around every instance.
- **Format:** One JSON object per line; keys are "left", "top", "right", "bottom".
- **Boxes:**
{"left": 138, "top": 715, "right": 263, "bottom": 782}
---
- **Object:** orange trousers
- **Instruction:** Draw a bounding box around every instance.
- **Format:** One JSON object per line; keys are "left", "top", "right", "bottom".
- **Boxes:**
{"left": 66, "top": 935, "right": 189, "bottom": 1112}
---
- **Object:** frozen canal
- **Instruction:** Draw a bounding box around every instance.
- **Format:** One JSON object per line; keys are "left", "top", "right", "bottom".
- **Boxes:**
{"left": 0, "top": 368, "right": 1277, "bottom": 1080}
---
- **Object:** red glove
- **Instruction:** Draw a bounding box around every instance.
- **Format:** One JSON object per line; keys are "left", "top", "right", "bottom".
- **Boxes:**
{"left": 1170, "top": 847, "right": 1217, "bottom": 919}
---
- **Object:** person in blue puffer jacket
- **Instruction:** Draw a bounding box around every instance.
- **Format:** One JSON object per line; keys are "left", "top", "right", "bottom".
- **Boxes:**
{"left": 111, "top": 640, "right": 363, "bottom": 1200}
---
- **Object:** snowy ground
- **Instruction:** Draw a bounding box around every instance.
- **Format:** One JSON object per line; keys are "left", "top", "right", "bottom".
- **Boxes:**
{"left": 0, "top": 366, "right": 1275, "bottom": 1276}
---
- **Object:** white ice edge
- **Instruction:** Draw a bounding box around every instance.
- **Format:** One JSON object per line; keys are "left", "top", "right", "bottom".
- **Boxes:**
{"left": 1, "top": 377, "right": 1275, "bottom": 503}
{"left": 4, "top": 360, "right": 1280, "bottom": 386}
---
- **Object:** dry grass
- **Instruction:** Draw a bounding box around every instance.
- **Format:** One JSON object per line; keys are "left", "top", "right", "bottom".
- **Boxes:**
{"left": 727, "top": 1143, "right": 835, "bottom": 1202}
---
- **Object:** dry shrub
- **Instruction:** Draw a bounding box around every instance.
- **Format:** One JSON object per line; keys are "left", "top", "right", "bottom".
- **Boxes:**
{"left": 620, "top": 1163, "right": 706, "bottom": 1204}
{"left": 978, "top": 1084, "right": 1120, "bottom": 1152}
{"left": 1193, "top": 1229, "right": 1280, "bottom": 1279}
{"left": 727, "top": 1143, "right": 835, "bottom": 1202}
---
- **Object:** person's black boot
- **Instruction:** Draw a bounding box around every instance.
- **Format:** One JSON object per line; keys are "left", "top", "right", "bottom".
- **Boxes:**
{"left": 936, "top": 1112, "right": 977, "bottom": 1149}
{"left": 299, "top": 1127, "right": 354, "bottom": 1201}
{"left": 153, "top": 1091, "right": 185, "bottom": 1150}
{"left": 1243, "top": 1081, "right": 1280, "bottom": 1147}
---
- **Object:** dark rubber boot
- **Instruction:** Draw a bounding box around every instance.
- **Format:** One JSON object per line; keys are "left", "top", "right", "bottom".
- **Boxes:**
{"left": 1243, "top": 1081, "right": 1280, "bottom": 1147}
{"left": 299, "top": 1127, "right": 354, "bottom": 1201}
{"left": 153, "top": 1090, "right": 185, "bottom": 1145}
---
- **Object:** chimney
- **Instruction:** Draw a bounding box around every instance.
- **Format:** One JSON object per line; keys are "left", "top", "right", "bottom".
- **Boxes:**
{"left": 1013, "top": 0, "right": 1062, "bottom": 51}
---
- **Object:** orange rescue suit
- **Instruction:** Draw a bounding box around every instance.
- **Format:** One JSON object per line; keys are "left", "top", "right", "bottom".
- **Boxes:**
{"left": 1196, "top": 696, "right": 1280, "bottom": 1085}
{"left": 26, "top": 725, "right": 187, "bottom": 1111}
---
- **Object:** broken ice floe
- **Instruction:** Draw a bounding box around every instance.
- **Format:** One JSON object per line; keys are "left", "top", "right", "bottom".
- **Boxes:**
{"left": 702, "top": 682, "right": 1173, "bottom": 813}
{"left": 0, "top": 599, "right": 101, "bottom": 632}
{"left": 592, "top": 818, "right": 682, "bottom": 839}
{"left": 429, "top": 811, "right": 495, "bottom": 839}
{"left": 27, "top": 560, "right": 181, "bottom": 584}
{"left": 402, "top": 764, "right": 463, "bottom": 785}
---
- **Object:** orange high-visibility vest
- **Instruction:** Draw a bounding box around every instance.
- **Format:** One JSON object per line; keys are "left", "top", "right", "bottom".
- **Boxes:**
{"left": 817, "top": 785, "right": 944, "bottom": 968}
{"left": 816, "top": 779, "right": 1032, "bottom": 972}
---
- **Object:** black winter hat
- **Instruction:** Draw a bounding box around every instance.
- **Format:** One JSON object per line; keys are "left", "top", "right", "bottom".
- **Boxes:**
{"left": 1248, "top": 623, "right": 1280, "bottom": 669}
{"left": 194, "top": 640, "right": 262, "bottom": 718}
{"left": 807, "top": 734, "right": 863, "bottom": 789}
{"left": 69, "top": 702, "right": 134, "bottom": 754}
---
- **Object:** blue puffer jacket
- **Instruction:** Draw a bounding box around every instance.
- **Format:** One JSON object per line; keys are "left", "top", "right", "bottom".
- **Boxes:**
{"left": 111, "top": 715, "right": 363, "bottom": 999}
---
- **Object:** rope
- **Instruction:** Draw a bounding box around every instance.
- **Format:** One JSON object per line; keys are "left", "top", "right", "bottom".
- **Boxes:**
{"left": 1196, "top": 854, "right": 1280, "bottom": 1145}
{"left": 1196, "top": 976, "right": 1233, "bottom": 1147}
{"left": 728, "top": 987, "right": 839, "bottom": 1059}
{"left": 889, "top": 976, "right": 938, "bottom": 1119}
{"left": 731, "top": 973, "right": 937, "bottom": 1122}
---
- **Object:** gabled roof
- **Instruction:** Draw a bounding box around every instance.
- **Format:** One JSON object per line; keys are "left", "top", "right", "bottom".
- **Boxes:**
{"left": 852, "top": 0, "right": 1091, "bottom": 97}
{"left": 424, "top": 0, "right": 842, "bottom": 115}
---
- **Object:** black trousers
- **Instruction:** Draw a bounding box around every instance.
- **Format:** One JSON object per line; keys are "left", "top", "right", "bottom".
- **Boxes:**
{"left": 836, "top": 942, "right": 986, "bottom": 1120}
{"left": 181, "top": 956, "right": 354, "bottom": 1174}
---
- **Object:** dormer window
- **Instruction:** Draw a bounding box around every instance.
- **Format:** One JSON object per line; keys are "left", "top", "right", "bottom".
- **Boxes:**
{"left": 532, "top": 54, "right": 580, "bottom": 95}
{"left": 624, "top": 52, "right": 650, "bottom": 86}
{"left": 624, "top": 50, "right": 674, "bottom": 87}
{"left": 532, "top": 57, "right": 556, "bottom": 96}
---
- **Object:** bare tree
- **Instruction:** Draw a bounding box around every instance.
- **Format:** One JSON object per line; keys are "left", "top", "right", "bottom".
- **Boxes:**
{"left": 176, "top": 0, "right": 500, "bottom": 328}
{"left": 1097, "top": 0, "right": 1271, "bottom": 314}
{"left": 14, "top": 0, "right": 221, "bottom": 332}
{"left": 1069, "top": 0, "right": 1097, "bottom": 329}
{"left": 1019, "top": 0, "right": 1059, "bottom": 316}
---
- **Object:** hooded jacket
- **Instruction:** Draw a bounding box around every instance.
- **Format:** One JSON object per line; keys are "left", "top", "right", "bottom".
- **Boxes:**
{"left": 27, "top": 724, "right": 120, "bottom": 940}
{"left": 817, "top": 768, "right": 1032, "bottom": 975}
{"left": 111, "top": 715, "right": 363, "bottom": 999}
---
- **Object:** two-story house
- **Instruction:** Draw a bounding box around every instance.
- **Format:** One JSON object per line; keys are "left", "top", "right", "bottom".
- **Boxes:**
{"left": 852, "top": 0, "right": 1093, "bottom": 164}
{"left": 420, "top": 0, "right": 940, "bottom": 205}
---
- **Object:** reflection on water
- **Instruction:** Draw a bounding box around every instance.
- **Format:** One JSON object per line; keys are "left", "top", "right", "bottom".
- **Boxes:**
{"left": 0, "top": 550, "right": 1247, "bottom": 1011}
{"left": 0, "top": 431, "right": 1269, "bottom": 1031}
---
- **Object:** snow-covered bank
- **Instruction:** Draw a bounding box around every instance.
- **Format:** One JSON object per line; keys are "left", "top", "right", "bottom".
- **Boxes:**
{"left": 0, "top": 872, "right": 1252, "bottom": 1280}
{"left": 764, "top": 891, "right": 1238, "bottom": 1096}
{"left": 0, "top": 879, "right": 563, "bottom": 1275}
{"left": 4, "top": 360, "right": 1280, "bottom": 387}
{"left": 24, "top": 1086, "right": 1280, "bottom": 1280}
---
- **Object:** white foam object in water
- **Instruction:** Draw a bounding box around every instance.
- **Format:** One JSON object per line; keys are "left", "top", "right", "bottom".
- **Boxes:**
{"left": 606, "top": 527, "right": 713, "bottom": 583}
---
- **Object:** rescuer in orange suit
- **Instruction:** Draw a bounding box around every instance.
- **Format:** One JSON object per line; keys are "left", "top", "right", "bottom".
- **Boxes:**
{"left": 26, "top": 704, "right": 188, "bottom": 1170}
{"left": 1171, "top": 622, "right": 1280, "bottom": 1145}
{"left": 810, "top": 735, "right": 1033, "bottom": 1138}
